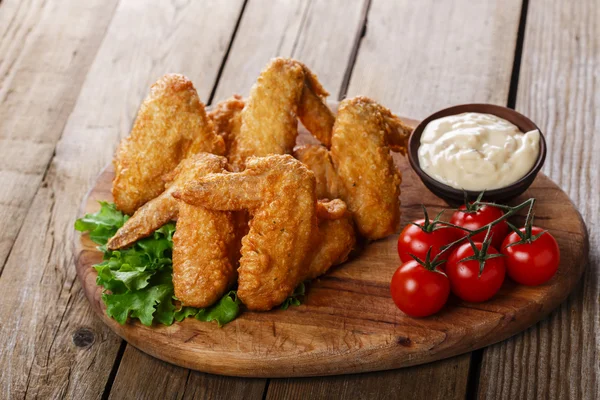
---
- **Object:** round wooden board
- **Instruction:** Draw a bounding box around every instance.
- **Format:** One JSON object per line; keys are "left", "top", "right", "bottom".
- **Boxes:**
{"left": 74, "top": 114, "right": 588, "bottom": 378}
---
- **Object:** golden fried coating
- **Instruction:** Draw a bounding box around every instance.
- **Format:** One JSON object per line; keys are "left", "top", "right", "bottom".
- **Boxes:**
{"left": 294, "top": 144, "right": 343, "bottom": 199}
{"left": 331, "top": 96, "right": 412, "bottom": 239}
{"left": 228, "top": 58, "right": 334, "bottom": 170}
{"left": 173, "top": 202, "right": 238, "bottom": 308}
{"left": 169, "top": 154, "right": 240, "bottom": 308}
{"left": 112, "top": 74, "right": 225, "bottom": 215}
{"left": 107, "top": 153, "right": 229, "bottom": 250}
{"left": 175, "top": 155, "right": 318, "bottom": 311}
{"left": 305, "top": 200, "right": 355, "bottom": 280}
{"left": 297, "top": 62, "right": 335, "bottom": 148}
{"left": 208, "top": 94, "right": 245, "bottom": 154}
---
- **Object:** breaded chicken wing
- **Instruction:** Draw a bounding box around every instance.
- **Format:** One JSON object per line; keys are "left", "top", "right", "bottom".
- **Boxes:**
{"left": 306, "top": 199, "right": 355, "bottom": 280}
{"left": 295, "top": 97, "right": 412, "bottom": 240}
{"left": 331, "top": 97, "right": 412, "bottom": 239}
{"left": 228, "top": 58, "right": 334, "bottom": 170}
{"left": 173, "top": 201, "right": 239, "bottom": 308}
{"left": 171, "top": 155, "right": 240, "bottom": 308}
{"left": 297, "top": 62, "right": 336, "bottom": 148}
{"left": 112, "top": 74, "right": 225, "bottom": 215}
{"left": 174, "top": 155, "right": 318, "bottom": 311}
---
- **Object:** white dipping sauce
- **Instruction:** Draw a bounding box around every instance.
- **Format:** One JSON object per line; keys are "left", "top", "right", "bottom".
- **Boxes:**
{"left": 418, "top": 112, "right": 540, "bottom": 190}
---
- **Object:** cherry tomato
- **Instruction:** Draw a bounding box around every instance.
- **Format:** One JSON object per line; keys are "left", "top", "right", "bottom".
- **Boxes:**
{"left": 446, "top": 242, "right": 506, "bottom": 302}
{"left": 450, "top": 204, "right": 508, "bottom": 249}
{"left": 397, "top": 219, "right": 459, "bottom": 263}
{"left": 501, "top": 227, "right": 560, "bottom": 286}
{"left": 390, "top": 260, "right": 450, "bottom": 317}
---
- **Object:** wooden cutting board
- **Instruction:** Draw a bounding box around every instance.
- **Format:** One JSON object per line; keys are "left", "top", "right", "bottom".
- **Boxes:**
{"left": 74, "top": 116, "right": 588, "bottom": 378}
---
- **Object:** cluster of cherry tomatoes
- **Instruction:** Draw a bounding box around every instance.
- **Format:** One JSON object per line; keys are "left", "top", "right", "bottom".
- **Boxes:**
{"left": 391, "top": 199, "right": 561, "bottom": 317}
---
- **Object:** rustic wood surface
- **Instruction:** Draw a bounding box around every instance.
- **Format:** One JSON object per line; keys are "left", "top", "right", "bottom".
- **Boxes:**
{"left": 74, "top": 111, "right": 587, "bottom": 377}
{"left": 1, "top": 0, "right": 598, "bottom": 398}
{"left": 477, "top": 0, "right": 600, "bottom": 399}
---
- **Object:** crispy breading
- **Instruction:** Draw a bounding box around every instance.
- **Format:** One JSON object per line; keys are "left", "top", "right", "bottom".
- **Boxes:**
{"left": 107, "top": 153, "right": 227, "bottom": 250}
{"left": 169, "top": 154, "right": 240, "bottom": 308}
{"left": 112, "top": 74, "right": 225, "bottom": 215}
{"left": 208, "top": 94, "right": 245, "bottom": 154}
{"left": 297, "top": 62, "right": 335, "bottom": 148}
{"left": 174, "top": 155, "right": 318, "bottom": 311}
{"left": 173, "top": 202, "right": 238, "bottom": 308}
{"left": 294, "top": 144, "right": 343, "bottom": 199}
{"left": 305, "top": 200, "right": 355, "bottom": 280}
{"left": 331, "top": 96, "right": 412, "bottom": 239}
{"left": 228, "top": 58, "right": 334, "bottom": 170}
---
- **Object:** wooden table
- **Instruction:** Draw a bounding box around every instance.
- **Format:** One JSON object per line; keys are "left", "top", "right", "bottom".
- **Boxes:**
{"left": 0, "top": 0, "right": 597, "bottom": 398}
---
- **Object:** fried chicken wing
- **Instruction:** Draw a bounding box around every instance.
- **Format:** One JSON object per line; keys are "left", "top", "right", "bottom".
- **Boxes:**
{"left": 112, "top": 74, "right": 225, "bottom": 215}
{"left": 174, "top": 155, "right": 318, "bottom": 311}
{"left": 306, "top": 199, "right": 355, "bottom": 280}
{"left": 295, "top": 97, "right": 412, "bottom": 240}
{"left": 172, "top": 154, "right": 241, "bottom": 307}
{"left": 297, "top": 62, "right": 335, "bottom": 148}
{"left": 331, "top": 97, "right": 412, "bottom": 239}
{"left": 228, "top": 58, "right": 334, "bottom": 170}
{"left": 173, "top": 201, "right": 239, "bottom": 308}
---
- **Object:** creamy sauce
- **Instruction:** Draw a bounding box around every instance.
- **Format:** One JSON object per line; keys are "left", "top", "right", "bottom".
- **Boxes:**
{"left": 418, "top": 112, "right": 540, "bottom": 190}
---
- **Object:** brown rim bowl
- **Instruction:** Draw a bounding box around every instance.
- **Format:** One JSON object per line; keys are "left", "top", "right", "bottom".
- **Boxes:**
{"left": 407, "top": 103, "right": 547, "bottom": 205}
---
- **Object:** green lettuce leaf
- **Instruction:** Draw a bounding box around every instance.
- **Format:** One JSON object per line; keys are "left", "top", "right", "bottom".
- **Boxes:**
{"left": 280, "top": 282, "right": 306, "bottom": 310}
{"left": 195, "top": 291, "right": 241, "bottom": 327}
{"left": 174, "top": 306, "right": 200, "bottom": 322}
{"left": 74, "top": 202, "right": 128, "bottom": 245}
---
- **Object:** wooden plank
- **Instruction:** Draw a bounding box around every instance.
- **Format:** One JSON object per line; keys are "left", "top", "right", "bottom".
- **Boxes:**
{"left": 347, "top": 0, "right": 522, "bottom": 120}
{"left": 478, "top": 1, "right": 600, "bottom": 398}
{"left": 266, "top": 0, "right": 522, "bottom": 397}
{"left": 213, "top": 0, "right": 369, "bottom": 101}
{"left": 0, "top": 0, "right": 119, "bottom": 274}
{"left": 109, "top": 347, "right": 266, "bottom": 399}
{"left": 267, "top": 355, "right": 471, "bottom": 400}
{"left": 0, "top": 0, "right": 48, "bottom": 91}
{"left": 0, "top": 0, "right": 244, "bottom": 398}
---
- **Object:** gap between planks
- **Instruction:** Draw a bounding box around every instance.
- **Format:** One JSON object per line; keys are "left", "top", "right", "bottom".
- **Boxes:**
{"left": 466, "top": 2, "right": 530, "bottom": 397}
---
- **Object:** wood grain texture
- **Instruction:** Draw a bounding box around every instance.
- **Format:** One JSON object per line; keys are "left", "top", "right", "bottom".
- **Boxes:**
{"left": 0, "top": 1, "right": 244, "bottom": 398}
{"left": 212, "top": 0, "right": 369, "bottom": 101}
{"left": 109, "top": 347, "right": 267, "bottom": 400}
{"left": 478, "top": 0, "right": 600, "bottom": 398}
{"left": 0, "top": 0, "right": 119, "bottom": 275}
{"left": 0, "top": 0, "right": 44, "bottom": 91}
{"left": 347, "top": 0, "right": 522, "bottom": 120}
{"left": 267, "top": 354, "right": 471, "bottom": 400}
{"left": 75, "top": 116, "right": 587, "bottom": 377}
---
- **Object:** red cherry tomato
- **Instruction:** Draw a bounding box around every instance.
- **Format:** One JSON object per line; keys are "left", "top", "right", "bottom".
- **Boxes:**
{"left": 450, "top": 204, "right": 509, "bottom": 249}
{"left": 390, "top": 260, "right": 450, "bottom": 317}
{"left": 446, "top": 242, "right": 506, "bottom": 302}
{"left": 501, "top": 227, "right": 560, "bottom": 286}
{"left": 397, "top": 219, "right": 459, "bottom": 263}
